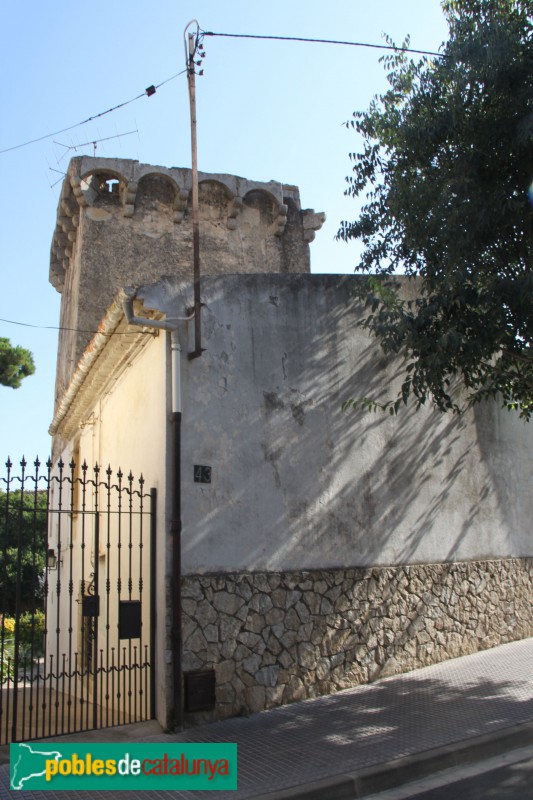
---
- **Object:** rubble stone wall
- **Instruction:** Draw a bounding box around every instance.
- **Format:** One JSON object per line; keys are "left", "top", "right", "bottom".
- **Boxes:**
{"left": 182, "top": 558, "right": 533, "bottom": 721}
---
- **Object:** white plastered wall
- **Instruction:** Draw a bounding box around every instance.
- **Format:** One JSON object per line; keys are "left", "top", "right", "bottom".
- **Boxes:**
{"left": 139, "top": 274, "right": 533, "bottom": 574}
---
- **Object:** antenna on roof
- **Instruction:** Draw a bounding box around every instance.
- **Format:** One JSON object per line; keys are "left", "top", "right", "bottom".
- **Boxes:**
{"left": 53, "top": 130, "right": 138, "bottom": 161}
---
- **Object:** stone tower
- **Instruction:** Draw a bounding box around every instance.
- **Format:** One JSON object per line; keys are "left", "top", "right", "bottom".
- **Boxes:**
{"left": 50, "top": 156, "right": 325, "bottom": 407}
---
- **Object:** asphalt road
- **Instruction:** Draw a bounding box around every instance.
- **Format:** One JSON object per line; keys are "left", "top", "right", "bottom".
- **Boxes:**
{"left": 365, "top": 747, "right": 533, "bottom": 800}
{"left": 409, "top": 756, "right": 533, "bottom": 800}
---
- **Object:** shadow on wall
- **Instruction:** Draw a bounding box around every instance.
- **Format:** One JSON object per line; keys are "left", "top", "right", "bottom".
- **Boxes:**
{"left": 474, "top": 401, "right": 533, "bottom": 559}
{"left": 179, "top": 274, "right": 527, "bottom": 572}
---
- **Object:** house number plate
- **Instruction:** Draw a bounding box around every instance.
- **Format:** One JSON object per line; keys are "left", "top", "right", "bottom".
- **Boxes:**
{"left": 194, "top": 465, "right": 212, "bottom": 484}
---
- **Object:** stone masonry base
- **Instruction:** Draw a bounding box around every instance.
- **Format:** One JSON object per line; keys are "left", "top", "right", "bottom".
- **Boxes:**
{"left": 181, "top": 558, "right": 533, "bottom": 723}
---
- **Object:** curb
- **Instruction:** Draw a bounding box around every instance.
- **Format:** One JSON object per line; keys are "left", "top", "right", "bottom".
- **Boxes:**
{"left": 251, "top": 721, "right": 533, "bottom": 800}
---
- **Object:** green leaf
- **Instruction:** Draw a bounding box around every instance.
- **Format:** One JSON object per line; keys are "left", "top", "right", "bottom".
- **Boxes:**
{"left": 340, "top": 0, "right": 533, "bottom": 420}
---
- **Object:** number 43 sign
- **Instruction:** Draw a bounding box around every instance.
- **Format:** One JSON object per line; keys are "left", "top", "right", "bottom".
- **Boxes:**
{"left": 194, "top": 465, "right": 212, "bottom": 484}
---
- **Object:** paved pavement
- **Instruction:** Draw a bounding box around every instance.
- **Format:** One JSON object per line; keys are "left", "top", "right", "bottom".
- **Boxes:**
{"left": 1, "top": 638, "right": 533, "bottom": 799}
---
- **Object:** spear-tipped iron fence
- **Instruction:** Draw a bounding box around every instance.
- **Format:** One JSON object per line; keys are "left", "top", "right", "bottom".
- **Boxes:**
{"left": 0, "top": 457, "right": 156, "bottom": 744}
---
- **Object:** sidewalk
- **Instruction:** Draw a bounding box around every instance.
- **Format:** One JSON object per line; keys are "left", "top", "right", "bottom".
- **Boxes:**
{"left": 1, "top": 638, "right": 533, "bottom": 799}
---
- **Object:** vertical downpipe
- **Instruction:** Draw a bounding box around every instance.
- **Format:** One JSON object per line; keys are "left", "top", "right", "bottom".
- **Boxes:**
{"left": 121, "top": 295, "right": 188, "bottom": 731}
{"left": 170, "top": 330, "right": 183, "bottom": 730}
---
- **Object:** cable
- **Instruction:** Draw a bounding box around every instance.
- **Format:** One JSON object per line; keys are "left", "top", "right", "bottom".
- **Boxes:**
{"left": 201, "top": 30, "right": 446, "bottom": 59}
{"left": 0, "top": 69, "right": 187, "bottom": 157}
{"left": 0, "top": 316, "right": 153, "bottom": 337}
{"left": 1, "top": 28, "right": 443, "bottom": 157}
{"left": 154, "top": 69, "right": 188, "bottom": 89}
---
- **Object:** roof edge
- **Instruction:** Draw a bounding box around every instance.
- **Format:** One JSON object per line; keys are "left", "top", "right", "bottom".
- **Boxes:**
{"left": 49, "top": 289, "right": 160, "bottom": 438}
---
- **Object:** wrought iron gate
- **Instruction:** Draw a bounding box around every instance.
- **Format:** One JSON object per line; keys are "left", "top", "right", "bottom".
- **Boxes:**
{"left": 0, "top": 457, "right": 155, "bottom": 744}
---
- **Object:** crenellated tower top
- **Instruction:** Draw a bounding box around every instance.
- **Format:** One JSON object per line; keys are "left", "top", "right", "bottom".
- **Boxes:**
{"left": 50, "top": 156, "right": 325, "bottom": 405}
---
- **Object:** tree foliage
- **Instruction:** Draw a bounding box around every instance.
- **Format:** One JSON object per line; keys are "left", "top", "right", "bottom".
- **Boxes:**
{"left": 0, "top": 490, "right": 48, "bottom": 615}
{"left": 0, "top": 338, "right": 35, "bottom": 389}
{"left": 338, "top": 0, "right": 533, "bottom": 418}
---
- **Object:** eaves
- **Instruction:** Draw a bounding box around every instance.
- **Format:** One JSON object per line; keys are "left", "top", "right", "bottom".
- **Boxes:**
{"left": 49, "top": 289, "right": 161, "bottom": 441}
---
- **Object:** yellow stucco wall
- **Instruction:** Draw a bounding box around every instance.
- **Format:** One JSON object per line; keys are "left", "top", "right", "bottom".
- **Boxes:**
{"left": 52, "top": 331, "right": 170, "bottom": 726}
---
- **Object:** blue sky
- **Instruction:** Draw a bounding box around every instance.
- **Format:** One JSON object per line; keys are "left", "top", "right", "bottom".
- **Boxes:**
{"left": 0, "top": 0, "right": 449, "bottom": 464}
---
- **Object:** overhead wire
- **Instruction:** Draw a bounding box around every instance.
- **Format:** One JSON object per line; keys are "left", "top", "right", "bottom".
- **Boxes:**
{"left": 0, "top": 316, "right": 153, "bottom": 337}
{"left": 0, "top": 69, "right": 187, "bottom": 156}
{"left": 1, "top": 29, "right": 446, "bottom": 157}
{"left": 1, "top": 25, "right": 447, "bottom": 346}
{"left": 200, "top": 29, "right": 446, "bottom": 59}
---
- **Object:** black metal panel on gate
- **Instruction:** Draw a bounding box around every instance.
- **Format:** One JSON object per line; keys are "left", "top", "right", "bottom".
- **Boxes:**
{"left": 82, "top": 595, "right": 100, "bottom": 617}
{"left": 0, "top": 456, "right": 156, "bottom": 745}
{"left": 119, "top": 600, "right": 142, "bottom": 639}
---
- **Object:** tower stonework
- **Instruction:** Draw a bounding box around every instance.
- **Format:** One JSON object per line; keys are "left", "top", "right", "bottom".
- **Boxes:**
{"left": 50, "top": 156, "right": 325, "bottom": 407}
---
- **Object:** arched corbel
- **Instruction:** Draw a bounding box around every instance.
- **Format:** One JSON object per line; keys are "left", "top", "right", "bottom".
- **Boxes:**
{"left": 60, "top": 199, "right": 79, "bottom": 240}
{"left": 123, "top": 181, "right": 138, "bottom": 218}
{"left": 173, "top": 188, "right": 190, "bottom": 223}
{"left": 70, "top": 176, "right": 88, "bottom": 208}
{"left": 227, "top": 196, "right": 244, "bottom": 230}
{"left": 273, "top": 203, "right": 289, "bottom": 237}
{"left": 302, "top": 209, "right": 326, "bottom": 242}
